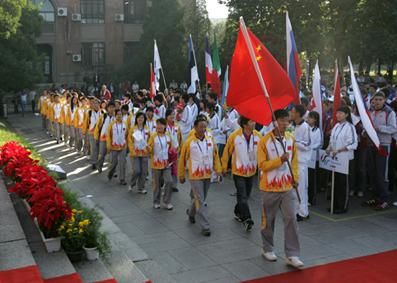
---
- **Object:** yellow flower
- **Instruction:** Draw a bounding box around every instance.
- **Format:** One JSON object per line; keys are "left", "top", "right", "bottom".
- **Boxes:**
{"left": 79, "top": 229, "right": 84, "bottom": 234}
{"left": 66, "top": 229, "right": 72, "bottom": 233}
{"left": 72, "top": 209, "right": 77, "bottom": 213}
{"left": 78, "top": 210, "right": 83, "bottom": 214}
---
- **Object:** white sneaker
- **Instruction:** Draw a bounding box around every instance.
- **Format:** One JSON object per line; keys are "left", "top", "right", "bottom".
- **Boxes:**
{"left": 261, "top": 250, "right": 277, "bottom": 262}
{"left": 349, "top": 190, "right": 355, "bottom": 197}
{"left": 286, "top": 256, "right": 304, "bottom": 268}
{"left": 153, "top": 204, "right": 161, "bottom": 209}
{"left": 393, "top": 201, "right": 397, "bottom": 207}
{"left": 357, "top": 191, "right": 364, "bottom": 198}
{"left": 138, "top": 189, "right": 147, "bottom": 194}
{"left": 163, "top": 203, "right": 174, "bottom": 210}
{"left": 128, "top": 185, "right": 133, "bottom": 192}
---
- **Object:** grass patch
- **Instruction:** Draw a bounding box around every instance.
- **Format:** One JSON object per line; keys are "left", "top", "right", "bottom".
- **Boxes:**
{"left": 0, "top": 119, "right": 42, "bottom": 162}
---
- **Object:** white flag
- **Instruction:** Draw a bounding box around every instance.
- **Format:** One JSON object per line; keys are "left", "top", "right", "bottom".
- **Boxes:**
{"left": 312, "top": 60, "right": 323, "bottom": 129}
{"left": 348, "top": 56, "right": 384, "bottom": 154}
{"left": 154, "top": 40, "right": 162, "bottom": 91}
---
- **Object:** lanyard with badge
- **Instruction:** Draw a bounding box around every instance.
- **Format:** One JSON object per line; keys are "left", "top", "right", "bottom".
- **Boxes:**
{"left": 115, "top": 122, "right": 124, "bottom": 144}
{"left": 246, "top": 134, "right": 256, "bottom": 162}
{"left": 197, "top": 138, "right": 210, "bottom": 166}
{"left": 157, "top": 135, "right": 168, "bottom": 160}
{"left": 271, "top": 135, "right": 288, "bottom": 170}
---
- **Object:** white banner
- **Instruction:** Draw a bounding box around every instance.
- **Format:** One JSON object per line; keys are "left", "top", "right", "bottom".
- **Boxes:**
{"left": 318, "top": 149, "right": 349, "bottom": 175}
{"left": 308, "top": 150, "right": 317, "bottom": 169}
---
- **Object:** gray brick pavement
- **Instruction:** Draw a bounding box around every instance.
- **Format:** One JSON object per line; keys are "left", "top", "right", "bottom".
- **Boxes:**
{"left": 7, "top": 113, "right": 397, "bottom": 283}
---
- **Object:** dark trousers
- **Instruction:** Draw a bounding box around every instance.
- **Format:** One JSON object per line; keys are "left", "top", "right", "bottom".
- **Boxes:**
{"left": 333, "top": 171, "right": 349, "bottom": 211}
{"left": 355, "top": 146, "right": 369, "bottom": 192}
{"left": 308, "top": 164, "right": 318, "bottom": 205}
{"left": 368, "top": 145, "right": 390, "bottom": 202}
{"left": 233, "top": 175, "right": 254, "bottom": 221}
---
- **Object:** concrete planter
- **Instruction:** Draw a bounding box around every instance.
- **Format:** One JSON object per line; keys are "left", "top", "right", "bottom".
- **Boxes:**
{"left": 83, "top": 245, "right": 99, "bottom": 261}
{"left": 33, "top": 218, "right": 62, "bottom": 253}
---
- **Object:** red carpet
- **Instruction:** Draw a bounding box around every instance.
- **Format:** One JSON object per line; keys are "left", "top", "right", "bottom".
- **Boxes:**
{"left": 243, "top": 250, "right": 397, "bottom": 283}
{"left": 0, "top": 265, "right": 43, "bottom": 283}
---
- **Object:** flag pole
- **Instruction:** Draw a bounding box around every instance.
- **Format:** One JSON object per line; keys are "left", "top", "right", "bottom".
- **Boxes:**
{"left": 161, "top": 68, "right": 167, "bottom": 91}
{"left": 190, "top": 34, "right": 202, "bottom": 95}
{"left": 239, "top": 16, "right": 301, "bottom": 202}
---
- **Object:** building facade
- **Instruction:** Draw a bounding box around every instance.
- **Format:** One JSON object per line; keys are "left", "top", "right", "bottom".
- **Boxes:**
{"left": 33, "top": 0, "right": 149, "bottom": 84}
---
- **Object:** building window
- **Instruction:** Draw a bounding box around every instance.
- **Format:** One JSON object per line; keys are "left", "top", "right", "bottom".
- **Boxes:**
{"left": 124, "top": 0, "right": 146, "bottom": 23}
{"left": 32, "top": 0, "right": 55, "bottom": 22}
{"left": 82, "top": 43, "right": 105, "bottom": 67}
{"left": 81, "top": 0, "right": 104, "bottom": 24}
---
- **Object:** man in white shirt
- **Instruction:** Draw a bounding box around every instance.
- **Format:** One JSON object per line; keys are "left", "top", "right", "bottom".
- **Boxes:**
{"left": 291, "top": 105, "right": 312, "bottom": 221}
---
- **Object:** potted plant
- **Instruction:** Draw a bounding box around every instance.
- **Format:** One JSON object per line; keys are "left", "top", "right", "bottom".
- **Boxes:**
{"left": 58, "top": 209, "right": 87, "bottom": 262}
{"left": 83, "top": 209, "right": 111, "bottom": 261}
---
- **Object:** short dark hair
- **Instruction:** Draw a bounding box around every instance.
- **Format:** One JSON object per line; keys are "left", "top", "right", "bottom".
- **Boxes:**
{"left": 154, "top": 94, "right": 163, "bottom": 103}
{"left": 165, "top": 109, "right": 174, "bottom": 118}
{"left": 300, "top": 97, "right": 309, "bottom": 107}
{"left": 124, "top": 93, "right": 131, "bottom": 99}
{"left": 194, "top": 115, "right": 208, "bottom": 127}
{"left": 134, "top": 111, "right": 146, "bottom": 126}
{"left": 308, "top": 111, "right": 320, "bottom": 128}
{"left": 239, "top": 116, "right": 251, "bottom": 127}
{"left": 115, "top": 109, "right": 121, "bottom": 115}
{"left": 293, "top": 104, "right": 305, "bottom": 117}
{"left": 274, "top": 109, "right": 289, "bottom": 120}
{"left": 107, "top": 101, "right": 115, "bottom": 108}
{"left": 373, "top": 91, "right": 386, "bottom": 99}
{"left": 156, "top": 118, "right": 167, "bottom": 126}
{"left": 121, "top": 104, "right": 129, "bottom": 112}
{"left": 146, "top": 106, "right": 154, "bottom": 113}
{"left": 209, "top": 93, "right": 218, "bottom": 101}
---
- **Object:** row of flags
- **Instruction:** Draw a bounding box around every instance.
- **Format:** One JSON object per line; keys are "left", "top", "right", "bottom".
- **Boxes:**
{"left": 148, "top": 13, "right": 385, "bottom": 156}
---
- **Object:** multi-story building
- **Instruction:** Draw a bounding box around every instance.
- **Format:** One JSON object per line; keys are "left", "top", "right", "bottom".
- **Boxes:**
{"left": 33, "top": 0, "right": 149, "bottom": 84}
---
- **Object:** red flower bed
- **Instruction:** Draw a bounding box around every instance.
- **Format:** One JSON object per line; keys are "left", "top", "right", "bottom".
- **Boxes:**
{"left": 0, "top": 142, "right": 71, "bottom": 238}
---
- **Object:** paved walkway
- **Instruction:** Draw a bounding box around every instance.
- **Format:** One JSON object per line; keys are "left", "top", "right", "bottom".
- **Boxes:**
{"left": 8, "top": 112, "right": 397, "bottom": 283}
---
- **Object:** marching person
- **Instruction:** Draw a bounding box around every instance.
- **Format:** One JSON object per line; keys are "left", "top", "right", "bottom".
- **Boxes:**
{"left": 145, "top": 106, "right": 157, "bottom": 134}
{"left": 94, "top": 102, "right": 116, "bottom": 173}
{"left": 258, "top": 109, "right": 303, "bottom": 268}
{"left": 69, "top": 95, "right": 78, "bottom": 148}
{"left": 153, "top": 94, "right": 166, "bottom": 120}
{"left": 364, "top": 91, "right": 397, "bottom": 210}
{"left": 165, "top": 109, "right": 182, "bottom": 192}
{"left": 127, "top": 112, "right": 151, "bottom": 194}
{"left": 148, "top": 118, "right": 175, "bottom": 210}
{"left": 178, "top": 116, "right": 222, "bottom": 236}
{"left": 106, "top": 109, "right": 128, "bottom": 185}
{"left": 221, "top": 116, "right": 262, "bottom": 231}
{"left": 73, "top": 96, "right": 87, "bottom": 154}
{"left": 290, "top": 104, "right": 312, "bottom": 221}
{"left": 326, "top": 106, "right": 358, "bottom": 214}
{"left": 52, "top": 94, "right": 62, "bottom": 144}
{"left": 85, "top": 98, "right": 101, "bottom": 170}
{"left": 61, "top": 93, "right": 72, "bottom": 145}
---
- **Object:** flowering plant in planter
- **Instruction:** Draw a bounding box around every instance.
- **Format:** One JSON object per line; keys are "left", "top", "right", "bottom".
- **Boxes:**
{"left": 83, "top": 208, "right": 111, "bottom": 258}
{"left": 58, "top": 209, "right": 89, "bottom": 253}
{"left": 0, "top": 142, "right": 35, "bottom": 179}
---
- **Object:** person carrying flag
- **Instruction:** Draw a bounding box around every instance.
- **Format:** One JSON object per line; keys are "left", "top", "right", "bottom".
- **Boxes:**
{"left": 258, "top": 109, "right": 303, "bottom": 268}
{"left": 363, "top": 92, "right": 397, "bottom": 210}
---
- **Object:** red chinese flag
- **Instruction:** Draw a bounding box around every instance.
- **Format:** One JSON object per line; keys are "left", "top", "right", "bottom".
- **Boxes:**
{"left": 150, "top": 64, "right": 156, "bottom": 100}
{"left": 332, "top": 63, "right": 341, "bottom": 127}
{"left": 227, "top": 27, "right": 295, "bottom": 126}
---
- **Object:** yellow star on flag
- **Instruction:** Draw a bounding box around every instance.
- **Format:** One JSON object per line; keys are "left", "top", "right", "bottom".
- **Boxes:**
{"left": 256, "top": 55, "right": 262, "bottom": 62}
{"left": 256, "top": 45, "right": 262, "bottom": 52}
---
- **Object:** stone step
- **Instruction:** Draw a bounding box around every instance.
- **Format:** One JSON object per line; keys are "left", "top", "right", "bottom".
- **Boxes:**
{"left": 0, "top": 181, "right": 37, "bottom": 274}
{"left": 11, "top": 194, "right": 80, "bottom": 281}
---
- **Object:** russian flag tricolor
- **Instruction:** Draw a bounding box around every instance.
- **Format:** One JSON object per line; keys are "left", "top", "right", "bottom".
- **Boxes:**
{"left": 286, "top": 12, "right": 302, "bottom": 105}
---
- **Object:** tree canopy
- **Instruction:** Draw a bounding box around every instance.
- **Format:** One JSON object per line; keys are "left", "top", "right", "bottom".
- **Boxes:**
{"left": 0, "top": 3, "right": 43, "bottom": 92}
{"left": 219, "top": 0, "right": 397, "bottom": 77}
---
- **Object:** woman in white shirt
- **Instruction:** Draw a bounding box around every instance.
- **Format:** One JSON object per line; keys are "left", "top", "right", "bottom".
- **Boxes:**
{"left": 326, "top": 106, "right": 358, "bottom": 214}
{"left": 307, "top": 111, "right": 322, "bottom": 205}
